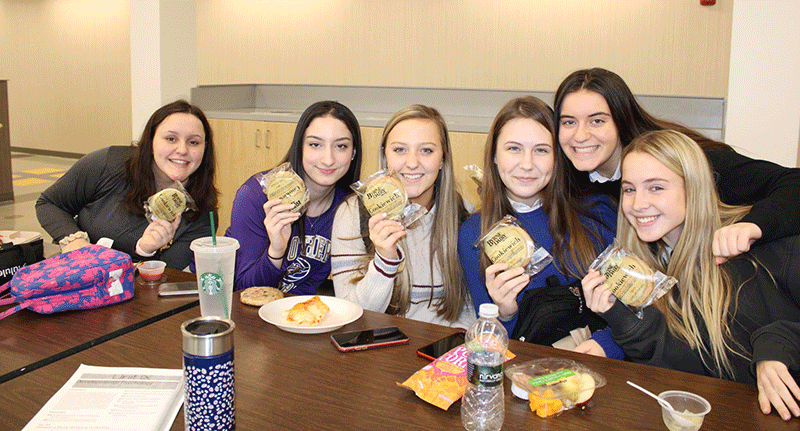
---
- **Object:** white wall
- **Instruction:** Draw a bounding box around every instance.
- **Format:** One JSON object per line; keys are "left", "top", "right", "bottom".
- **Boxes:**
{"left": 130, "top": 0, "right": 197, "bottom": 141}
{"left": 160, "top": 0, "right": 197, "bottom": 105}
{"left": 130, "top": 0, "right": 161, "bottom": 140}
{"left": 727, "top": 0, "right": 800, "bottom": 167}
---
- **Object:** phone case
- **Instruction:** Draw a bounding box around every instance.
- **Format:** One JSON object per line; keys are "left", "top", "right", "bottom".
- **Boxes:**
{"left": 158, "top": 282, "right": 199, "bottom": 296}
{"left": 332, "top": 337, "right": 409, "bottom": 352}
{"left": 415, "top": 331, "right": 466, "bottom": 361}
{"left": 330, "top": 328, "right": 409, "bottom": 352}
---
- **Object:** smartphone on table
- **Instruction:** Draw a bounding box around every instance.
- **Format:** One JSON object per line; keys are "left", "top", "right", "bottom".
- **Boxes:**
{"left": 330, "top": 326, "right": 410, "bottom": 352}
{"left": 158, "top": 281, "right": 199, "bottom": 296}
{"left": 416, "top": 331, "right": 466, "bottom": 361}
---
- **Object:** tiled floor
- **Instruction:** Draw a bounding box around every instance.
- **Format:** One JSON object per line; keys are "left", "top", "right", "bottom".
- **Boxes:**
{"left": 1, "top": 152, "right": 78, "bottom": 257}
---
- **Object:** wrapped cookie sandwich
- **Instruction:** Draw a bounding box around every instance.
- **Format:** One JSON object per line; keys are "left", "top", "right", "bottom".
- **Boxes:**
{"left": 463, "top": 164, "right": 484, "bottom": 187}
{"left": 477, "top": 215, "right": 552, "bottom": 276}
{"left": 351, "top": 170, "right": 427, "bottom": 227}
{"left": 258, "top": 162, "right": 310, "bottom": 213}
{"left": 588, "top": 240, "right": 677, "bottom": 318}
{"left": 144, "top": 181, "right": 197, "bottom": 222}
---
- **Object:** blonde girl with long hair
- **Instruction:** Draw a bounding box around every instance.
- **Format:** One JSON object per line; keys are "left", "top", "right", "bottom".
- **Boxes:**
{"left": 331, "top": 105, "right": 475, "bottom": 328}
{"left": 582, "top": 130, "right": 800, "bottom": 421}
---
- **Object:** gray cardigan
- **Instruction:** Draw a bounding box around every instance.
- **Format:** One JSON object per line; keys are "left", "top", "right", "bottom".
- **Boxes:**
{"left": 35, "top": 146, "right": 210, "bottom": 269}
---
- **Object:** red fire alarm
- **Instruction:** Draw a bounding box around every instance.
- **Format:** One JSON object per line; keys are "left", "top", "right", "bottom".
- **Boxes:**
{"left": 701, "top": 0, "right": 715, "bottom": 5}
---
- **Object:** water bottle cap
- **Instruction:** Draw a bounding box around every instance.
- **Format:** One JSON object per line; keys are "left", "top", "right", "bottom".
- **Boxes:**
{"left": 478, "top": 303, "right": 499, "bottom": 318}
{"left": 182, "top": 316, "right": 235, "bottom": 356}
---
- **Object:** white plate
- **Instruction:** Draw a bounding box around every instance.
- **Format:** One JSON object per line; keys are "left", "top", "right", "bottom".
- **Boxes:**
{"left": 258, "top": 296, "right": 363, "bottom": 334}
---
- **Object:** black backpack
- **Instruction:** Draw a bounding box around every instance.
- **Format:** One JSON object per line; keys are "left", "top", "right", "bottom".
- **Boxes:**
{"left": 511, "top": 275, "right": 607, "bottom": 345}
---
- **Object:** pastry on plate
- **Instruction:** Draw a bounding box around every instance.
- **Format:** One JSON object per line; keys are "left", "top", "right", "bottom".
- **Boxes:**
{"left": 284, "top": 296, "right": 330, "bottom": 326}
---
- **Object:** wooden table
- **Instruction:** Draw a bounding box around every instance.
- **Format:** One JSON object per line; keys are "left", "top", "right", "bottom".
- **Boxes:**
{"left": 1, "top": 292, "right": 795, "bottom": 431}
{"left": 0, "top": 268, "right": 198, "bottom": 383}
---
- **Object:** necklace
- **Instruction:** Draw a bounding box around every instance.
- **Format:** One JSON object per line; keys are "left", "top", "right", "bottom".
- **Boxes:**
{"left": 306, "top": 214, "right": 320, "bottom": 233}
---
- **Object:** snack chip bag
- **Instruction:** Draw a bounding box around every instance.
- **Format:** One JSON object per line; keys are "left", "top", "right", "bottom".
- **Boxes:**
{"left": 589, "top": 240, "right": 677, "bottom": 318}
{"left": 463, "top": 164, "right": 484, "bottom": 187}
{"left": 351, "top": 170, "right": 427, "bottom": 227}
{"left": 259, "top": 162, "right": 309, "bottom": 213}
{"left": 144, "top": 181, "right": 197, "bottom": 222}
{"left": 397, "top": 344, "right": 514, "bottom": 410}
{"left": 477, "top": 215, "right": 552, "bottom": 276}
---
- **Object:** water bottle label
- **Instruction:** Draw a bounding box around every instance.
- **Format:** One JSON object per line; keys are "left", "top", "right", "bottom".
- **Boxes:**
{"left": 200, "top": 272, "right": 224, "bottom": 294}
{"left": 466, "top": 362, "right": 503, "bottom": 387}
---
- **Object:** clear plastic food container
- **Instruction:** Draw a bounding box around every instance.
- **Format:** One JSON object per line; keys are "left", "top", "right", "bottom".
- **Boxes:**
{"left": 505, "top": 358, "right": 606, "bottom": 417}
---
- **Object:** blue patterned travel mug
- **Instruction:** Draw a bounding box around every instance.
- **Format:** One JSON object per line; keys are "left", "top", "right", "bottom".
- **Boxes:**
{"left": 182, "top": 316, "right": 235, "bottom": 431}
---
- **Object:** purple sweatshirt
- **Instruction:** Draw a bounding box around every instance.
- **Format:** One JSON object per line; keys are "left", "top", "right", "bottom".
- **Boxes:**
{"left": 224, "top": 172, "right": 349, "bottom": 294}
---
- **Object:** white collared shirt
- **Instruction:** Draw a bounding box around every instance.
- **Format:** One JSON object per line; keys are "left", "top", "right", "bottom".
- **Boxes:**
{"left": 508, "top": 197, "right": 542, "bottom": 213}
{"left": 588, "top": 162, "right": 622, "bottom": 183}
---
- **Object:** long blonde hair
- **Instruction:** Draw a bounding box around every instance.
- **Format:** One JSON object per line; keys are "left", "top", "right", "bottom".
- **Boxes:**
{"left": 618, "top": 130, "right": 751, "bottom": 379}
{"left": 352, "top": 105, "right": 469, "bottom": 322}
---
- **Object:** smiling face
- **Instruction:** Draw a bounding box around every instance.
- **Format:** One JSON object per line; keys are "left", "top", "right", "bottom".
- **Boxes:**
{"left": 558, "top": 89, "right": 622, "bottom": 178}
{"left": 383, "top": 118, "right": 444, "bottom": 209}
{"left": 301, "top": 115, "right": 354, "bottom": 192}
{"left": 621, "top": 151, "right": 686, "bottom": 248}
{"left": 494, "top": 118, "right": 554, "bottom": 206}
{"left": 151, "top": 112, "right": 206, "bottom": 188}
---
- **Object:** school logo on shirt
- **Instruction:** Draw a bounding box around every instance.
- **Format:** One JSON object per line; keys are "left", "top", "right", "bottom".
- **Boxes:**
{"left": 286, "top": 234, "right": 331, "bottom": 262}
{"left": 278, "top": 257, "right": 312, "bottom": 293}
{"left": 279, "top": 234, "right": 332, "bottom": 293}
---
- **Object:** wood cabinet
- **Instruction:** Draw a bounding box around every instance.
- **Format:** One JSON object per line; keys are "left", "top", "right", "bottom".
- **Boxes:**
{"left": 450, "top": 131, "right": 485, "bottom": 208}
{"left": 210, "top": 118, "right": 296, "bottom": 233}
{"left": 209, "top": 118, "right": 486, "bottom": 233}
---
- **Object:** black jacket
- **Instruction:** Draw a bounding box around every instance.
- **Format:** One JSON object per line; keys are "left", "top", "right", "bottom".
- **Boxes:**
{"left": 601, "top": 235, "right": 800, "bottom": 385}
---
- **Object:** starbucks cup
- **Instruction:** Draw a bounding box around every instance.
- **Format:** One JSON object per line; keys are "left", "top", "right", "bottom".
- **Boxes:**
{"left": 182, "top": 316, "right": 235, "bottom": 431}
{"left": 190, "top": 237, "right": 239, "bottom": 319}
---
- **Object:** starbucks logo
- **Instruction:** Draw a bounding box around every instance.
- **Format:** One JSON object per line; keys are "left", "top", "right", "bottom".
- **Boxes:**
{"left": 199, "top": 272, "right": 224, "bottom": 294}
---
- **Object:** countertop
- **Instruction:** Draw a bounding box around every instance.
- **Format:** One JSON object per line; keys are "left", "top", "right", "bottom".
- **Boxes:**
{"left": 204, "top": 107, "right": 495, "bottom": 133}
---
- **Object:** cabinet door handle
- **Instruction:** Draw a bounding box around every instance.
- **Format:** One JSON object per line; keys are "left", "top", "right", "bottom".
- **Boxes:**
{"left": 255, "top": 129, "right": 261, "bottom": 148}
{"left": 264, "top": 129, "right": 270, "bottom": 149}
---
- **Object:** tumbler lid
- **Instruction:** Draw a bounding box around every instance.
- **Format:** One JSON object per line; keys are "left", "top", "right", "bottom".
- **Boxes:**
{"left": 181, "top": 316, "right": 235, "bottom": 356}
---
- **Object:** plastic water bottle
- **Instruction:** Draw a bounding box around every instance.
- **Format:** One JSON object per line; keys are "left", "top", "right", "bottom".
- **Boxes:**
{"left": 461, "top": 303, "right": 508, "bottom": 431}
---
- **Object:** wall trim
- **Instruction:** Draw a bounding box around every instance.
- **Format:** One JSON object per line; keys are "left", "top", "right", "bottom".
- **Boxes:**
{"left": 11, "top": 147, "right": 84, "bottom": 159}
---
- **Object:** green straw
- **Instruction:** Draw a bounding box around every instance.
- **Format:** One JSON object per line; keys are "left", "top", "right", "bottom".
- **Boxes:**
{"left": 210, "top": 211, "right": 217, "bottom": 246}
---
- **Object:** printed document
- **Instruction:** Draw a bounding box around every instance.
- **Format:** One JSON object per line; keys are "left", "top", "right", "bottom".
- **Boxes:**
{"left": 23, "top": 364, "right": 183, "bottom": 431}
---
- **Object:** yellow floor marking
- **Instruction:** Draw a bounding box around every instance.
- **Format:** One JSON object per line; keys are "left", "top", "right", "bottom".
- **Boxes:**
{"left": 13, "top": 178, "right": 49, "bottom": 186}
{"left": 24, "top": 168, "right": 64, "bottom": 175}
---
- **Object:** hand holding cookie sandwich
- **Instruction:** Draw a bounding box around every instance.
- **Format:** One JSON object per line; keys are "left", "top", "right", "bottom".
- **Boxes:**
{"left": 582, "top": 241, "right": 677, "bottom": 317}
{"left": 139, "top": 185, "right": 196, "bottom": 256}
{"left": 478, "top": 215, "right": 554, "bottom": 320}
{"left": 137, "top": 214, "right": 182, "bottom": 256}
{"left": 257, "top": 163, "right": 308, "bottom": 262}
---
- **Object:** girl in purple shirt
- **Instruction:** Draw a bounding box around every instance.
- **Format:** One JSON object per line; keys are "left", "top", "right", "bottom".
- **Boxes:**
{"left": 225, "top": 101, "right": 362, "bottom": 294}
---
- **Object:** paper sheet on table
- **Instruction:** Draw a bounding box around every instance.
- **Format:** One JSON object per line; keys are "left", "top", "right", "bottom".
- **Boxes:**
{"left": 23, "top": 364, "right": 184, "bottom": 431}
